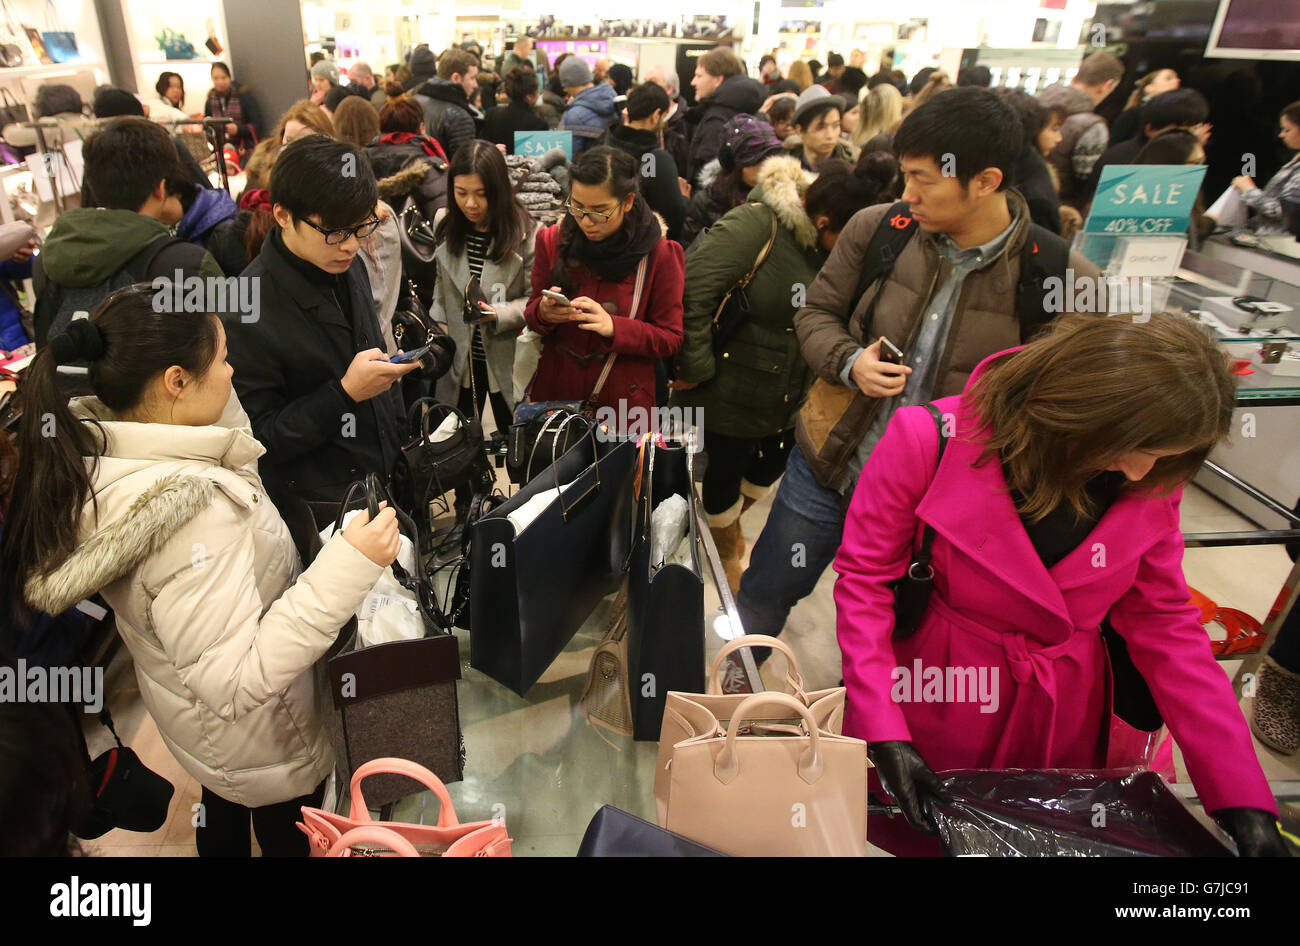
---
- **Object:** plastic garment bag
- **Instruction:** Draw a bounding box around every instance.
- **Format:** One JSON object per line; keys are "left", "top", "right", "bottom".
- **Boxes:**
{"left": 929, "top": 769, "right": 1236, "bottom": 857}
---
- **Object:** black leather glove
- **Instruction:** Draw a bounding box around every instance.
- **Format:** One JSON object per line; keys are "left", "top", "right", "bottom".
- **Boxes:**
{"left": 868, "top": 740, "right": 951, "bottom": 836}
{"left": 1215, "top": 808, "right": 1291, "bottom": 857}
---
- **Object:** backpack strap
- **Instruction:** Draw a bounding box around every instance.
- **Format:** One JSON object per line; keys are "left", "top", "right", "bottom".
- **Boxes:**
{"left": 1014, "top": 223, "right": 1071, "bottom": 342}
{"left": 123, "top": 234, "right": 191, "bottom": 285}
{"left": 850, "top": 200, "right": 917, "bottom": 336}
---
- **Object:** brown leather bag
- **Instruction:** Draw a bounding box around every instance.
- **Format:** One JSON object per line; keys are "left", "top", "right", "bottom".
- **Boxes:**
{"left": 654, "top": 634, "right": 844, "bottom": 823}
{"left": 664, "top": 692, "right": 869, "bottom": 857}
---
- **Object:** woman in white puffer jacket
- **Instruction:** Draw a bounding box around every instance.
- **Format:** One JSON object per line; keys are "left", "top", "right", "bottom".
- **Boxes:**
{"left": 2, "top": 285, "right": 401, "bottom": 856}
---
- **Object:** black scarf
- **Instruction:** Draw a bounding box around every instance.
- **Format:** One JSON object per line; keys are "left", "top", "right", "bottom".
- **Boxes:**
{"left": 554, "top": 194, "right": 660, "bottom": 285}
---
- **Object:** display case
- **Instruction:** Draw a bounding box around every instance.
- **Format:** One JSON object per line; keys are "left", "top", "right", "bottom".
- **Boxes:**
{"left": 0, "top": 0, "right": 108, "bottom": 109}
{"left": 118, "top": 0, "right": 232, "bottom": 116}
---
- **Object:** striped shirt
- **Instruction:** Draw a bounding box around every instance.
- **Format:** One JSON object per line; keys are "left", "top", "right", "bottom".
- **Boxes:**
{"left": 465, "top": 231, "right": 491, "bottom": 366}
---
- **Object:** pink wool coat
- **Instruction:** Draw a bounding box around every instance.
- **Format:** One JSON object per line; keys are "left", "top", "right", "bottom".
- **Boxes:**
{"left": 834, "top": 350, "right": 1276, "bottom": 820}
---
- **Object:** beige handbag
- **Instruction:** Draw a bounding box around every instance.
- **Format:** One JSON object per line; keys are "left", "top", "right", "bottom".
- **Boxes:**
{"left": 664, "top": 692, "right": 869, "bottom": 857}
{"left": 654, "top": 634, "right": 845, "bottom": 823}
{"left": 579, "top": 579, "right": 633, "bottom": 738}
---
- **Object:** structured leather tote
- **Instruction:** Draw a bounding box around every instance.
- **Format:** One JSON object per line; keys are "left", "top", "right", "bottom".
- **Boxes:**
{"left": 664, "top": 692, "right": 869, "bottom": 857}
{"left": 654, "top": 634, "right": 845, "bottom": 824}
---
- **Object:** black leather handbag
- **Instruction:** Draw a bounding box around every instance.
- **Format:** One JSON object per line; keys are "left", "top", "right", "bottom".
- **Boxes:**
{"left": 468, "top": 424, "right": 636, "bottom": 694}
{"left": 625, "top": 438, "right": 705, "bottom": 740}
{"left": 391, "top": 399, "right": 489, "bottom": 520}
{"left": 396, "top": 195, "right": 439, "bottom": 293}
{"left": 890, "top": 403, "right": 947, "bottom": 641}
{"left": 391, "top": 281, "right": 455, "bottom": 380}
{"left": 709, "top": 209, "right": 777, "bottom": 355}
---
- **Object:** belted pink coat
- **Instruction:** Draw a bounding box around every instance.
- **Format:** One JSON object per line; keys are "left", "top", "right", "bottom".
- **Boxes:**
{"left": 834, "top": 350, "right": 1276, "bottom": 823}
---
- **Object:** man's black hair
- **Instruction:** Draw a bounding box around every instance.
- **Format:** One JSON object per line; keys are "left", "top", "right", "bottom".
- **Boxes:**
{"left": 894, "top": 87, "right": 1022, "bottom": 191}
{"left": 81, "top": 117, "right": 186, "bottom": 211}
{"left": 957, "top": 65, "right": 992, "bottom": 87}
{"left": 1140, "top": 89, "right": 1209, "bottom": 131}
{"left": 269, "top": 135, "right": 378, "bottom": 229}
{"left": 909, "top": 67, "right": 936, "bottom": 97}
{"left": 627, "top": 82, "right": 670, "bottom": 122}
{"left": 994, "top": 88, "right": 1050, "bottom": 151}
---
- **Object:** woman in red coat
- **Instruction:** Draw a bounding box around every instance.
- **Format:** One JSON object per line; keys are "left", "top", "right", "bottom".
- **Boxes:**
{"left": 834, "top": 313, "right": 1286, "bottom": 856}
{"left": 523, "top": 146, "right": 684, "bottom": 422}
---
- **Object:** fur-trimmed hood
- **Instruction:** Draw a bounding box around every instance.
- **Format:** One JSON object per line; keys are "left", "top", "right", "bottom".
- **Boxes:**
{"left": 25, "top": 474, "right": 217, "bottom": 616}
{"left": 748, "top": 155, "right": 818, "bottom": 250}
{"left": 376, "top": 159, "right": 436, "bottom": 202}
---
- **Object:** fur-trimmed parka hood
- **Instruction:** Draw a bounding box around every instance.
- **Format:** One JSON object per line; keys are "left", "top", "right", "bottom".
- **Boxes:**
{"left": 375, "top": 159, "right": 436, "bottom": 202}
{"left": 747, "top": 154, "right": 818, "bottom": 250}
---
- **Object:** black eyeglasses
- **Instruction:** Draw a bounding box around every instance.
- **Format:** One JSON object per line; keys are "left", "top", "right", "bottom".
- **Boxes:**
{"left": 300, "top": 215, "right": 381, "bottom": 245}
{"left": 563, "top": 200, "right": 620, "bottom": 223}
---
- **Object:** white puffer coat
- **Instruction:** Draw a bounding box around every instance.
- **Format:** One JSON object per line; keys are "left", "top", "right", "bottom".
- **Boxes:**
{"left": 25, "top": 396, "right": 383, "bottom": 807}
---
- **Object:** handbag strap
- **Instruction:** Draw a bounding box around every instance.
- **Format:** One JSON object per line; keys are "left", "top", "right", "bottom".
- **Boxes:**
{"left": 909, "top": 403, "right": 949, "bottom": 577}
{"left": 348, "top": 757, "right": 458, "bottom": 826}
{"left": 738, "top": 208, "right": 779, "bottom": 291}
{"left": 582, "top": 254, "right": 649, "bottom": 412}
{"left": 708, "top": 634, "right": 806, "bottom": 696}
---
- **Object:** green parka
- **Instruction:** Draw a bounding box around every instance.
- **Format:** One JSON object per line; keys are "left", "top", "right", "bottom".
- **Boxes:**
{"left": 671, "top": 155, "right": 824, "bottom": 438}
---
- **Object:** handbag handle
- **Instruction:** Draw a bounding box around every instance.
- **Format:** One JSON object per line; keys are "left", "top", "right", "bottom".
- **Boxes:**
{"left": 551, "top": 411, "right": 601, "bottom": 522}
{"left": 527, "top": 407, "right": 593, "bottom": 484}
{"left": 715, "top": 692, "right": 823, "bottom": 786}
{"left": 581, "top": 254, "right": 649, "bottom": 412}
{"left": 347, "top": 757, "right": 459, "bottom": 828}
{"left": 328, "top": 825, "right": 421, "bottom": 857}
{"left": 707, "top": 634, "right": 807, "bottom": 697}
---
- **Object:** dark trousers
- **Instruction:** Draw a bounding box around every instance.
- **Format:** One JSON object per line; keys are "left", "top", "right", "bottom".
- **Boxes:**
{"left": 1270, "top": 596, "right": 1300, "bottom": 673}
{"left": 196, "top": 778, "right": 326, "bottom": 857}
{"left": 701, "top": 428, "right": 795, "bottom": 516}
{"left": 456, "top": 353, "right": 512, "bottom": 434}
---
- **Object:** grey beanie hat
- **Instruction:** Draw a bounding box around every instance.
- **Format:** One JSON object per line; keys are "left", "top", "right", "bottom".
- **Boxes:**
{"left": 311, "top": 59, "right": 339, "bottom": 85}
{"left": 558, "top": 56, "right": 593, "bottom": 88}
{"left": 409, "top": 46, "right": 437, "bottom": 76}
{"left": 792, "top": 83, "right": 840, "bottom": 127}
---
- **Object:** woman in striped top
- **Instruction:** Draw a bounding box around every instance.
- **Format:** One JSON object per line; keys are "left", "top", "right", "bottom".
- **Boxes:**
{"left": 431, "top": 140, "right": 537, "bottom": 431}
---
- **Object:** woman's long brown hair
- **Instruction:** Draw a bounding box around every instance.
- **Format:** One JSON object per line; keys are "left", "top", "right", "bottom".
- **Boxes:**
{"left": 964, "top": 312, "right": 1237, "bottom": 523}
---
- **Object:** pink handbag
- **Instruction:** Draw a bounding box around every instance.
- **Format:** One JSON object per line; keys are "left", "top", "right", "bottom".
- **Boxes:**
{"left": 298, "top": 758, "right": 513, "bottom": 857}
{"left": 328, "top": 826, "right": 421, "bottom": 857}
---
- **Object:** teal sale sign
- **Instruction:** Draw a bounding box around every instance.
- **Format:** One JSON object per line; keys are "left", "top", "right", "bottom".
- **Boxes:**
{"left": 1083, "top": 164, "right": 1207, "bottom": 235}
{"left": 514, "top": 130, "right": 573, "bottom": 160}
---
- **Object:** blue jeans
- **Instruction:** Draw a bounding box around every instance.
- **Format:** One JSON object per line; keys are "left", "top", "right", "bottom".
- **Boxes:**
{"left": 736, "top": 446, "right": 848, "bottom": 650}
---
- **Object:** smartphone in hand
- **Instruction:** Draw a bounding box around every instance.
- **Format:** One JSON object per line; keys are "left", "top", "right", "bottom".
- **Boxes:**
{"left": 879, "top": 337, "right": 905, "bottom": 366}
{"left": 541, "top": 289, "right": 572, "bottom": 307}
{"left": 389, "top": 345, "right": 432, "bottom": 364}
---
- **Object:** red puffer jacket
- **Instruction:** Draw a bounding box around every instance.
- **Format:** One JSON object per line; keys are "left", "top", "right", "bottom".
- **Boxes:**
{"left": 522, "top": 224, "right": 684, "bottom": 418}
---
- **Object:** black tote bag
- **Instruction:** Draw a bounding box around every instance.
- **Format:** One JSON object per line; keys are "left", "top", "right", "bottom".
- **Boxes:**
{"left": 625, "top": 440, "right": 705, "bottom": 741}
{"left": 468, "top": 421, "right": 636, "bottom": 695}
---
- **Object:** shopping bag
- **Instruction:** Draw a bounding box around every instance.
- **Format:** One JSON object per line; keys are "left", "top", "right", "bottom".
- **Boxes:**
{"left": 468, "top": 422, "right": 635, "bottom": 694}
{"left": 929, "top": 769, "right": 1235, "bottom": 857}
{"left": 578, "top": 805, "right": 727, "bottom": 857}
{"left": 625, "top": 438, "right": 705, "bottom": 740}
{"left": 665, "top": 692, "right": 870, "bottom": 857}
{"left": 299, "top": 758, "right": 511, "bottom": 857}
{"left": 296, "top": 478, "right": 465, "bottom": 807}
{"left": 654, "top": 634, "right": 846, "bottom": 824}
{"left": 41, "top": 1, "right": 77, "bottom": 63}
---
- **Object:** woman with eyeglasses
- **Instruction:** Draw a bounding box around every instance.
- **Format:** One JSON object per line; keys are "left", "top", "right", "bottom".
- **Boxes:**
{"left": 523, "top": 146, "right": 684, "bottom": 423}
{"left": 223, "top": 135, "right": 420, "bottom": 513}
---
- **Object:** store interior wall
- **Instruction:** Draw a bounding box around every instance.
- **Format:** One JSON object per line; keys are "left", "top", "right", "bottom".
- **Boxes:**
{"left": 221, "top": 0, "right": 309, "bottom": 135}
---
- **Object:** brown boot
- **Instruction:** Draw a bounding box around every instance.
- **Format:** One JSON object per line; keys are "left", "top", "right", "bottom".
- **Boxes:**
{"left": 707, "top": 497, "right": 745, "bottom": 594}
{"left": 739, "top": 479, "right": 773, "bottom": 516}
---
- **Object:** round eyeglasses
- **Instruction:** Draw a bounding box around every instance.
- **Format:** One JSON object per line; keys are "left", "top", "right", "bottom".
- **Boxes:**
{"left": 301, "top": 215, "right": 382, "bottom": 245}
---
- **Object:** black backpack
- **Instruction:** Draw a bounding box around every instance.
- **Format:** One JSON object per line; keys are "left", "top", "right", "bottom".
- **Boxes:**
{"left": 33, "top": 234, "right": 188, "bottom": 349}
{"left": 849, "top": 200, "right": 1072, "bottom": 343}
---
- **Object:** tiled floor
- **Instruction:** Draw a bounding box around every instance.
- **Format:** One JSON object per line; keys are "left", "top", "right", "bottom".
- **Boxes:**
{"left": 85, "top": 479, "right": 1299, "bottom": 857}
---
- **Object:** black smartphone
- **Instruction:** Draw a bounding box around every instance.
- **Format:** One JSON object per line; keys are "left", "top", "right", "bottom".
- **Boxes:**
{"left": 879, "top": 337, "right": 904, "bottom": 366}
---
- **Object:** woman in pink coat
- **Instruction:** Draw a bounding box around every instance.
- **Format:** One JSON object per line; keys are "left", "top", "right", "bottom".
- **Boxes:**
{"left": 834, "top": 313, "right": 1286, "bottom": 856}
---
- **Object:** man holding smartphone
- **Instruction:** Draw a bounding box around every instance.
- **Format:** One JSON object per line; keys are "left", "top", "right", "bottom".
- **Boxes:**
{"left": 730, "top": 89, "right": 1103, "bottom": 681}
{"left": 222, "top": 135, "right": 420, "bottom": 510}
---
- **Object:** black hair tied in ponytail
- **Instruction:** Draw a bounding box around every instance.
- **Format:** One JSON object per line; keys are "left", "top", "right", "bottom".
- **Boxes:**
{"left": 0, "top": 284, "right": 220, "bottom": 624}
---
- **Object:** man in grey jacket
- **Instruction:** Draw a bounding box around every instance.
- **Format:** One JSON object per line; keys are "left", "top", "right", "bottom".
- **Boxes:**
{"left": 728, "top": 89, "right": 1104, "bottom": 684}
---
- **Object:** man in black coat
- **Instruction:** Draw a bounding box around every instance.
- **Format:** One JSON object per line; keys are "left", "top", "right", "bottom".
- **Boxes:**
{"left": 685, "top": 48, "right": 766, "bottom": 180}
{"left": 223, "top": 136, "right": 419, "bottom": 509}
{"left": 608, "top": 83, "right": 688, "bottom": 241}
